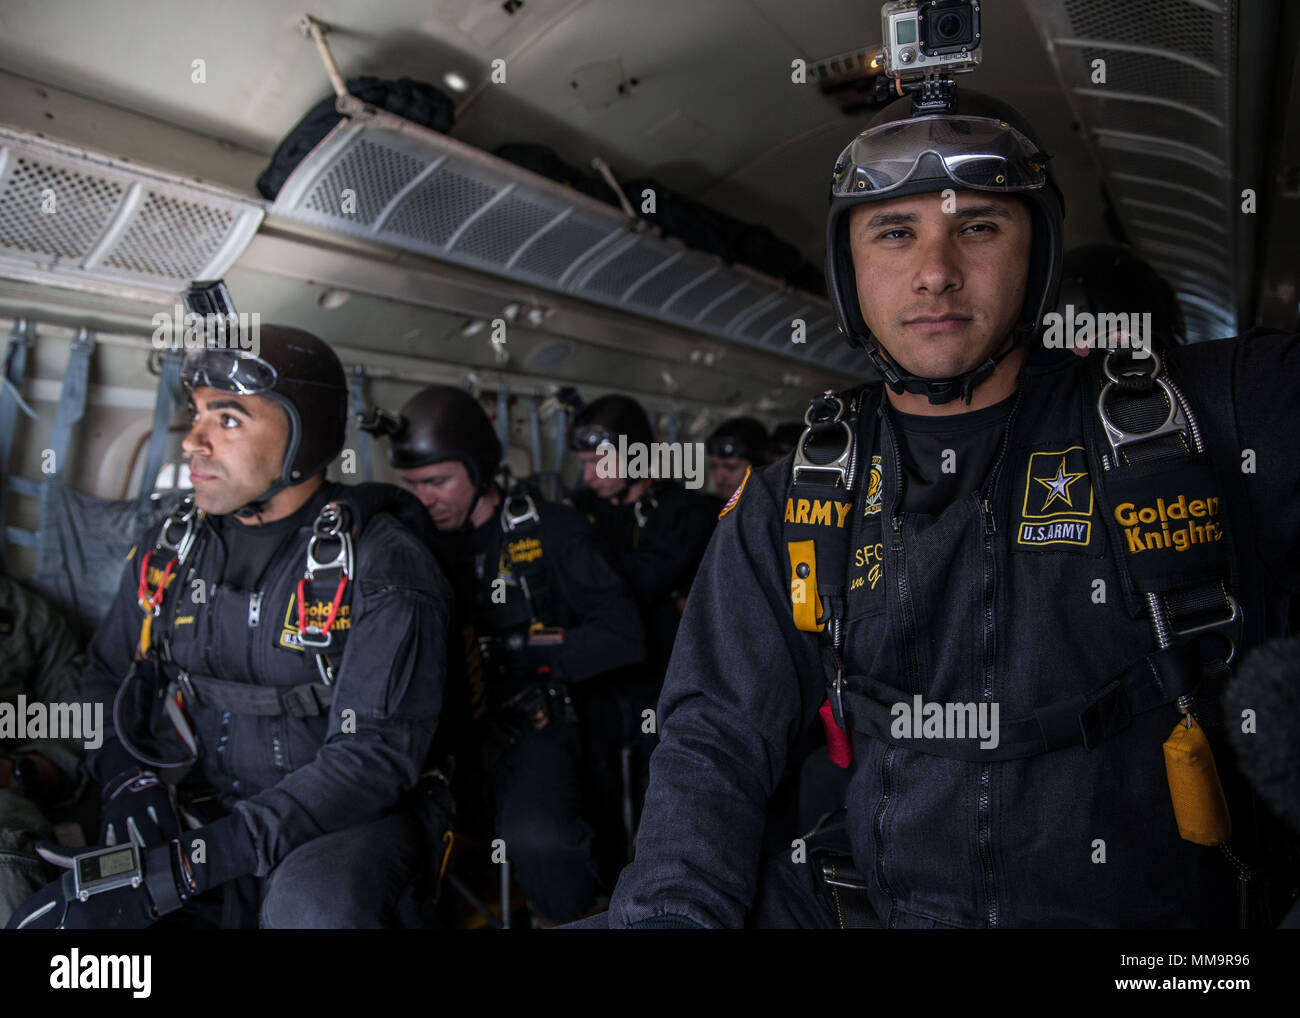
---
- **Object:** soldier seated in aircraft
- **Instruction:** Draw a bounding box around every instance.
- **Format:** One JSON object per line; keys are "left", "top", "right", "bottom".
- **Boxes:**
{"left": 363, "top": 385, "right": 645, "bottom": 926}
{"left": 0, "top": 569, "right": 87, "bottom": 928}
{"left": 8, "top": 326, "right": 452, "bottom": 929}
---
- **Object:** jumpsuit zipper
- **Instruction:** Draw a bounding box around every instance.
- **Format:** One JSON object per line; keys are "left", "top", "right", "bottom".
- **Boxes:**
{"left": 974, "top": 389, "right": 1022, "bottom": 928}
{"left": 871, "top": 409, "right": 915, "bottom": 927}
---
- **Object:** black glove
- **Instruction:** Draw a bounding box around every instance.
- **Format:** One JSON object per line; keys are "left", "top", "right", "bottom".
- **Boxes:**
{"left": 99, "top": 768, "right": 182, "bottom": 847}
{"left": 5, "top": 841, "right": 188, "bottom": 930}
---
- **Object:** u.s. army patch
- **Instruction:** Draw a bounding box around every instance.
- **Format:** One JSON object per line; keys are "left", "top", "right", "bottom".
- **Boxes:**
{"left": 1012, "top": 445, "right": 1102, "bottom": 554}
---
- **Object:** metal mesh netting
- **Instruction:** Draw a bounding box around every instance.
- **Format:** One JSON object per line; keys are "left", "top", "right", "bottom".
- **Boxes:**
{"left": 513, "top": 217, "right": 615, "bottom": 282}
{"left": 384, "top": 167, "right": 497, "bottom": 248}
{"left": 303, "top": 138, "right": 423, "bottom": 225}
{"left": 742, "top": 296, "right": 813, "bottom": 344}
{"left": 626, "top": 254, "right": 716, "bottom": 311}
{"left": 104, "top": 192, "right": 234, "bottom": 279}
{"left": 0, "top": 132, "right": 263, "bottom": 294}
{"left": 1029, "top": 0, "right": 1238, "bottom": 342}
{"left": 1076, "top": 46, "right": 1223, "bottom": 114}
{"left": 0, "top": 157, "right": 124, "bottom": 259}
{"left": 700, "top": 282, "right": 768, "bottom": 330}
{"left": 1064, "top": 0, "right": 1224, "bottom": 68}
{"left": 271, "top": 122, "right": 838, "bottom": 369}
{"left": 582, "top": 237, "right": 675, "bottom": 299}
{"left": 452, "top": 193, "right": 560, "bottom": 264}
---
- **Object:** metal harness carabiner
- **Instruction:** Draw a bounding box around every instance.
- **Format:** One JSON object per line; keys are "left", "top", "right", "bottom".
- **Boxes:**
{"left": 297, "top": 502, "right": 354, "bottom": 651}
{"left": 792, "top": 392, "right": 855, "bottom": 488}
{"left": 1095, "top": 350, "right": 1188, "bottom": 464}
{"left": 501, "top": 491, "right": 541, "bottom": 532}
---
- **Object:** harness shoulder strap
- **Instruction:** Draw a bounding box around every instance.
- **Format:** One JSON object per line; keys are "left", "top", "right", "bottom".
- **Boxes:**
{"left": 1085, "top": 347, "right": 1242, "bottom": 671}
{"left": 831, "top": 349, "right": 1243, "bottom": 761}
{"left": 499, "top": 485, "right": 549, "bottom": 622}
{"left": 782, "top": 383, "right": 880, "bottom": 639}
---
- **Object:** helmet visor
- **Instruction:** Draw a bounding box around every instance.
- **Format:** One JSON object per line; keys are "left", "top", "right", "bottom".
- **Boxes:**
{"left": 181, "top": 349, "right": 278, "bottom": 396}
{"left": 834, "top": 115, "right": 1047, "bottom": 198}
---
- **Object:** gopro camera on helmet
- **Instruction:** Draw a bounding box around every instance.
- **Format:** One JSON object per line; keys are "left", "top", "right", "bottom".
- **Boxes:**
{"left": 880, "top": 0, "right": 981, "bottom": 79}
{"left": 183, "top": 279, "right": 237, "bottom": 322}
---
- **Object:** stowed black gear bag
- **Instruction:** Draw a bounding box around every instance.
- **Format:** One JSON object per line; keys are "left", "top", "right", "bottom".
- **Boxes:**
{"left": 256, "top": 77, "right": 455, "bottom": 200}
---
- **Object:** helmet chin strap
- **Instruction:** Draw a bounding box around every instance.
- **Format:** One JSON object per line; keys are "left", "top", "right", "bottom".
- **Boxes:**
{"left": 233, "top": 477, "right": 288, "bottom": 520}
{"left": 456, "top": 480, "right": 498, "bottom": 535}
{"left": 866, "top": 331, "right": 1026, "bottom": 407}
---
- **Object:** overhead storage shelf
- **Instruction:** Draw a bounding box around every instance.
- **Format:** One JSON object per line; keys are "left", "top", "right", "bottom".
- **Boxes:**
{"left": 1027, "top": 0, "right": 1241, "bottom": 342}
{"left": 0, "top": 127, "right": 264, "bottom": 303}
{"left": 270, "top": 112, "right": 855, "bottom": 371}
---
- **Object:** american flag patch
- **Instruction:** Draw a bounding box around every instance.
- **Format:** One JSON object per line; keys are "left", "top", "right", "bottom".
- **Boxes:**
{"left": 718, "top": 466, "right": 752, "bottom": 520}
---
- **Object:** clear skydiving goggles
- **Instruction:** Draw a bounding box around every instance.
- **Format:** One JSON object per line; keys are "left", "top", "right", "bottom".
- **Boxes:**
{"left": 571, "top": 424, "right": 616, "bottom": 452}
{"left": 180, "top": 348, "right": 278, "bottom": 396}
{"left": 832, "top": 115, "right": 1048, "bottom": 198}
{"left": 706, "top": 435, "right": 747, "bottom": 458}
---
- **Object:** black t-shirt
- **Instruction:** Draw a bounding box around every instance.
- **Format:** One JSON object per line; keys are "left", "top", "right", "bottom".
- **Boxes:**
{"left": 886, "top": 392, "right": 1016, "bottom": 518}
{"left": 429, "top": 508, "right": 501, "bottom": 627}
{"left": 210, "top": 486, "right": 335, "bottom": 591}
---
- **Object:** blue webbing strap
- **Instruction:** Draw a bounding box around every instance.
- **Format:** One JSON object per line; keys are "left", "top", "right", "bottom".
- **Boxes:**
{"left": 495, "top": 383, "right": 510, "bottom": 454}
{"left": 1, "top": 319, "right": 37, "bottom": 547}
{"left": 48, "top": 329, "right": 96, "bottom": 484}
{"left": 551, "top": 404, "right": 569, "bottom": 501}
{"left": 528, "top": 390, "right": 543, "bottom": 479}
{"left": 16, "top": 329, "right": 95, "bottom": 551}
{"left": 346, "top": 365, "right": 374, "bottom": 482}
{"left": 137, "top": 352, "right": 183, "bottom": 513}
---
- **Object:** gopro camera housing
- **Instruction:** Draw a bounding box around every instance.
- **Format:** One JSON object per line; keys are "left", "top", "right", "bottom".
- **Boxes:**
{"left": 881, "top": 0, "right": 982, "bottom": 78}
{"left": 183, "top": 279, "right": 237, "bottom": 320}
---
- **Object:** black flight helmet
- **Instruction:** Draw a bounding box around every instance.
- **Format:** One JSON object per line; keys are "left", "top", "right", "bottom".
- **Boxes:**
{"left": 705, "top": 416, "right": 771, "bottom": 466}
{"left": 825, "top": 89, "right": 1065, "bottom": 405}
{"left": 569, "top": 394, "right": 654, "bottom": 453}
{"left": 1056, "top": 243, "right": 1186, "bottom": 352}
{"left": 180, "top": 324, "right": 348, "bottom": 515}
{"left": 361, "top": 385, "right": 503, "bottom": 493}
{"left": 569, "top": 394, "right": 654, "bottom": 500}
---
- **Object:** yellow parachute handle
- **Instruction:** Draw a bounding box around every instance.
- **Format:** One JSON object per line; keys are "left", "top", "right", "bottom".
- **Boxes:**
{"left": 1163, "top": 713, "right": 1232, "bottom": 846}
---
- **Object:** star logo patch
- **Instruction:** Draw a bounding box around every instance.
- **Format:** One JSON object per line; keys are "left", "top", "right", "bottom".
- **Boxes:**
{"left": 1015, "top": 446, "right": 1097, "bottom": 550}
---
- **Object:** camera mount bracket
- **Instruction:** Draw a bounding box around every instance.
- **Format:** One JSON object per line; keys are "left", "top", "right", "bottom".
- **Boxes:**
{"left": 874, "top": 72, "right": 958, "bottom": 114}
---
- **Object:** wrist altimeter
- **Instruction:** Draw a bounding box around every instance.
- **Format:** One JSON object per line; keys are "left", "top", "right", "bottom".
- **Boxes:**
{"left": 72, "top": 843, "right": 143, "bottom": 901}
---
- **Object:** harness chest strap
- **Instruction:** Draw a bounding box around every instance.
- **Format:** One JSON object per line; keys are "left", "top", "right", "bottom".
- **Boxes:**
{"left": 835, "top": 642, "right": 1217, "bottom": 761}
{"left": 785, "top": 352, "right": 1240, "bottom": 766}
{"left": 177, "top": 671, "right": 334, "bottom": 718}
{"left": 138, "top": 497, "right": 357, "bottom": 693}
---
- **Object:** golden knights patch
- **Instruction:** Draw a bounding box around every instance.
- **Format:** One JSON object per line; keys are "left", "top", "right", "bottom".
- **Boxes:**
{"left": 718, "top": 466, "right": 751, "bottom": 520}
{"left": 278, "top": 592, "right": 351, "bottom": 651}
{"left": 1011, "top": 445, "right": 1101, "bottom": 554}
{"left": 507, "top": 536, "right": 543, "bottom": 566}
